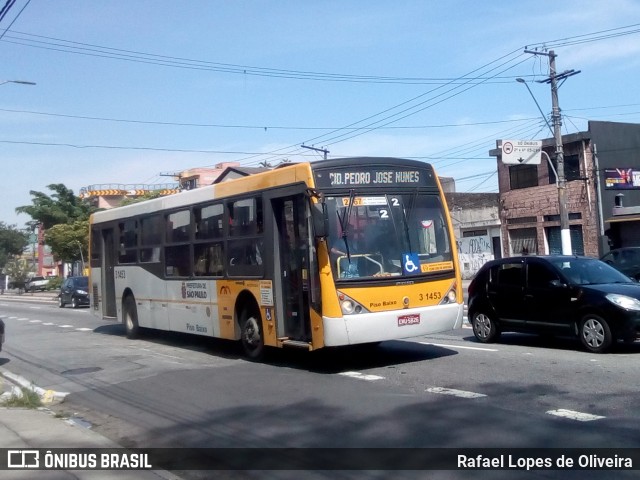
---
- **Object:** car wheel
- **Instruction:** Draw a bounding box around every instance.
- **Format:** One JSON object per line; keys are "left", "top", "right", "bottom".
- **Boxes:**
{"left": 123, "top": 295, "right": 140, "bottom": 339}
{"left": 71, "top": 297, "right": 79, "bottom": 309}
{"left": 58, "top": 296, "right": 65, "bottom": 308}
{"left": 579, "top": 314, "right": 612, "bottom": 353}
{"left": 240, "top": 308, "right": 264, "bottom": 360}
{"left": 471, "top": 311, "right": 500, "bottom": 343}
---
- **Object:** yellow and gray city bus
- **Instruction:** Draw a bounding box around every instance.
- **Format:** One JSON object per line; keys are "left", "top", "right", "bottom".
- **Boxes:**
{"left": 89, "top": 157, "right": 463, "bottom": 358}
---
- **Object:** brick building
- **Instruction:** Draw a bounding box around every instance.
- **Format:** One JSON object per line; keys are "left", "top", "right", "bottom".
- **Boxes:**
{"left": 490, "top": 121, "right": 640, "bottom": 258}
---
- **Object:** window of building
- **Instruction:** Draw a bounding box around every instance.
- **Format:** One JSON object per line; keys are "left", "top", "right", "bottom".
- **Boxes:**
{"left": 507, "top": 216, "right": 537, "bottom": 225}
{"left": 462, "top": 229, "right": 487, "bottom": 237}
{"left": 509, "top": 227, "right": 538, "bottom": 255}
{"left": 545, "top": 224, "right": 584, "bottom": 255}
{"left": 549, "top": 154, "right": 581, "bottom": 184}
{"left": 509, "top": 164, "right": 538, "bottom": 190}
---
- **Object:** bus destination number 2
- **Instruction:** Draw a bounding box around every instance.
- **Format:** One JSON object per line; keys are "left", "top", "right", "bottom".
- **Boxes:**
{"left": 115, "top": 269, "right": 126, "bottom": 279}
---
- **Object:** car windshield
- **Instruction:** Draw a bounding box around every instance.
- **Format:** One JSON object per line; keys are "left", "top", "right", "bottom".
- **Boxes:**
{"left": 73, "top": 277, "right": 89, "bottom": 288}
{"left": 550, "top": 257, "right": 633, "bottom": 285}
{"left": 325, "top": 193, "right": 453, "bottom": 280}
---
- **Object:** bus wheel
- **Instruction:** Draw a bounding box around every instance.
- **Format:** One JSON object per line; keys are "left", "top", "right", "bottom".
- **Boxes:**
{"left": 123, "top": 295, "right": 140, "bottom": 339}
{"left": 240, "top": 309, "right": 264, "bottom": 360}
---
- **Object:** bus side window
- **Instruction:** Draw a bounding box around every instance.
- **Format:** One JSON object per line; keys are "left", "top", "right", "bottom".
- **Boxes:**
{"left": 165, "top": 245, "right": 191, "bottom": 277}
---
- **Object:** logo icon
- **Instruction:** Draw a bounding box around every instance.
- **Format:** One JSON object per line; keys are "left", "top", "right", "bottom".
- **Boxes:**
{"left": 402, "top": 253, "right": 420, "bottom": 275}
{"left": 8, "top": 450, "right": 39, "bottom": 469}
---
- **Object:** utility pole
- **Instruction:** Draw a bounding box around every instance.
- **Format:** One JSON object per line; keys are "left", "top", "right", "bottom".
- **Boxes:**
{"left": 301, "top": 144, "right": 329, "bottom": 160}
{"left": 524, "top": 49, "right": 579, "bottom": 255}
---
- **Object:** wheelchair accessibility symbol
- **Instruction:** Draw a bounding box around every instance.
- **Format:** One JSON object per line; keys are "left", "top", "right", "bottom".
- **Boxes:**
{"left": 402, "top": 253, "right": 420, "bottom": 275}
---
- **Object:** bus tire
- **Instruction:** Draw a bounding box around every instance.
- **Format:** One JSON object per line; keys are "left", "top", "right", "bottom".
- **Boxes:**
{"left": 240, "top": 308, "right": 264, "bottom": 360}
{"left": 123, "top": 295, "right": 140, "bottom": 339}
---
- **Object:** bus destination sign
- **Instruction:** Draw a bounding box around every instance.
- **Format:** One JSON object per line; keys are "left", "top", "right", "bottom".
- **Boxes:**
{"left": 314, "top": 167, "right": 434, "bottom": 189}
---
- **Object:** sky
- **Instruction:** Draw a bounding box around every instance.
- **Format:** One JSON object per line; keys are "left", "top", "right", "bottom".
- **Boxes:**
{"left": 1, "top": 0, "right": 640, "bottom": 228}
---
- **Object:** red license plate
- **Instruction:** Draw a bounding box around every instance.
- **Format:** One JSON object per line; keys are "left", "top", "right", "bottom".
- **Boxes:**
{"left": 398, "top": 314, "right": 420, "bottom": 326}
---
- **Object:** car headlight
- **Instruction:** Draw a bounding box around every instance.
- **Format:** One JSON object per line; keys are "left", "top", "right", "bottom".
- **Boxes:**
{"left": 77, "top": 290, "right": 88, "bottom": 295}
{"left": 606, "top": 293, "right": 640, "bottom": 311}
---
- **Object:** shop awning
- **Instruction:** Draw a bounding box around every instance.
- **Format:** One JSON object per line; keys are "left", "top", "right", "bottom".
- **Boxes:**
{"left": 606, "top": 215, "right": 640, "bottom": 223}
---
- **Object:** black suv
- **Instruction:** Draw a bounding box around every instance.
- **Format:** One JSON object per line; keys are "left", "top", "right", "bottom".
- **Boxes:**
{"left": 58, "top": 276, "right": 90, "bottom": 308}
{"left": 468, "top": 255, "right": 640, "bottom": 353}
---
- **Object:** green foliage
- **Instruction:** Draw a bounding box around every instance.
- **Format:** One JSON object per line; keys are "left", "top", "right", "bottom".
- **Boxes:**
{"left": 0, "top": 387, "right": 42, "bottom": 408}
{"left": 47, "top": 276, "right": 63, "bottom": 291}
{"left": 4, "top": 258, "right": 30, "bottom": 287}
{"left": 0, "top": 222, "right": 28, "bottom": 271}
{"left": 119, "top": 190, "right": 164, "bottom": 206}
{"left": 45, "top": 220, "right": 89, "bottom": 264}
{"left": 15, "top": 183, "right": 96, "bottom": 230}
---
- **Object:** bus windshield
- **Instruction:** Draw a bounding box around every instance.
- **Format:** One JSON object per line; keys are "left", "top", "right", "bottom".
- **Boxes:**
{"left": 325, "top": 192, "right": 453, "bottom": 280}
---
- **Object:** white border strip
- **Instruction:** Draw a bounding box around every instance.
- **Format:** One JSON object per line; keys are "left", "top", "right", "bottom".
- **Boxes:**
{"left": 426, "top": 387, "right": 487, "bottom": 398}
{"left": 547, "top": 409, "right": 605, "bottom": 422}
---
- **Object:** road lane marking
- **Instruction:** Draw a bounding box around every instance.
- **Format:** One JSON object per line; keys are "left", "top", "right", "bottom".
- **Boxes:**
{"left": 42, "top": 322, "right": 56, "bottom": 326}
{"left": 29, "top": 320, "right": 42, "bottom": 323}
{"left": 59, "top": 325, "right": 74, "bottom": 328}
{"left": 339, "top": 371, "right": 384, "bottom": 381}
{"left": 420, "top": 342, "right": 498, "bottom": 352}
{"left": 546, "top": 409, "right": 605, "bottom": 422}
{"left": 17, "top": 318, "right": 28, "bottom": 321}
{"left": 75, "top": 328, "right": 93, "bottom": 332}
{"left": 426, "top": 387, "right": 487, "bottom": 398}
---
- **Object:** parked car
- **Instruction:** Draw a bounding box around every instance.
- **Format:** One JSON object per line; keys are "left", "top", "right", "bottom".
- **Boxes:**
{"left": 58, "top": 276, "right": 90, "bottom": 308}
{"left": 0, "top": 317, "right": 4, "bottom": 352}
{"left": 25, "top": 276, "right": 49, "bottom": 292}
{"left": 468, "top": 255, "right": 640, "bottom": 353}
{"left": 600, "top": 247, "right": 640, "bottom": 281}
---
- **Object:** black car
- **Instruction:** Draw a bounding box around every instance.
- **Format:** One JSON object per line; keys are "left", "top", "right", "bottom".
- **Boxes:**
{"left": 58, "top": 276, "right": 90, "bottom": 308}
{"left": 0, "top": 317, "right": 4, "bottom": 352}
{"left": 468, "top": 255, "right": 640, "bottom": 353}
{"left": 600, "top": 247, "right": 640, "bottom": 281}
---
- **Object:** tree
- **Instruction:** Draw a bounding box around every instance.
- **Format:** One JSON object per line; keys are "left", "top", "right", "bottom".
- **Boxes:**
{"left": 15, "top": 183, "right": 95, "bottom": 229}
{"left": 5, "top": 257, "right": 30, "bottom": 291}
{"left": 0, "top": 222, "right": 29, "bottom": 272}
{"left": 45, "top": 220, "right": 88, "bottom": 265}
{"left": 119, "top": 190, "right": 164, "bottom": 206}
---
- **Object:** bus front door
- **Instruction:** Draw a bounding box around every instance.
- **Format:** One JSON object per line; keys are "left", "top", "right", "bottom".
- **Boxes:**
{"left": 273, "top": 195, "right": 312, "bottom": 343}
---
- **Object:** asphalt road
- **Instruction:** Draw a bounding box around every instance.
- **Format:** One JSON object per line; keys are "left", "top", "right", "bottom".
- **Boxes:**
{"left": 1, "top": 296, "right": 639, "bottom": 480}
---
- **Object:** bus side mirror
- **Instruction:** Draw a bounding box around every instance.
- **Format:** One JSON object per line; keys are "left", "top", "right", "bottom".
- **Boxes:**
{"left": 312, "top": 202, "right": 328, "bottom": 238}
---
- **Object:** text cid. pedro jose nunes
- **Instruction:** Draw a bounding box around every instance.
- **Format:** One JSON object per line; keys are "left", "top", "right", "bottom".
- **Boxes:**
{"left": 7, "top": 450, "right": 152, "bottom": 470}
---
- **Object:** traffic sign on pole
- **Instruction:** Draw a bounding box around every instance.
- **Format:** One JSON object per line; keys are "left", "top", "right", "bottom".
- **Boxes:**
{"left": 500, "top": 140, "right": 542, "bottom": 165}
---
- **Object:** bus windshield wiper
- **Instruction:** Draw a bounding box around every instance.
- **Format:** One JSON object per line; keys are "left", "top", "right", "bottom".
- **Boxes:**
{"left": 401, "top": 188, "right": 419, "bottom": 252}
{"left": 337, "top": 189, "right": 356, "bottom": 262}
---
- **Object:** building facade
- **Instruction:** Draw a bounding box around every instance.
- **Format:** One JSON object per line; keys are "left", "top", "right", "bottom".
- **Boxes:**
{"left": 490, "top": 121, "right": 640, "bottom": 258}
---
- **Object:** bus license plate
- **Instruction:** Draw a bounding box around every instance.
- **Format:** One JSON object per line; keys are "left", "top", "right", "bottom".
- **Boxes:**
{"left": 398, "top": 314, "right": 420, "bottom": 326}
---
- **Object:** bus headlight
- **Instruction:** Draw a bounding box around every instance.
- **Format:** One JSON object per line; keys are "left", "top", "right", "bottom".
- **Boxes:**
{"left": 337, "top": 291, "right": 370, "bottom": 315}
{"left": 439, "top": 287, "right": 458, "bottom": 305}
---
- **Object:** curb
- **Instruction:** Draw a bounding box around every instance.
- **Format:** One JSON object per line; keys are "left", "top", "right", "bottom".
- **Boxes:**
{"left": 0, "top": 368, "right": 69, "bottom": 404}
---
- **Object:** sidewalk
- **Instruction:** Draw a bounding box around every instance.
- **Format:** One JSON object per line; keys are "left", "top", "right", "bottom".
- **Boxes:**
{"left": 0, "top": 289, "right": 58, "bottom": 303}
{"left": 0, "top": 371, "right": 182, "bottom": 480}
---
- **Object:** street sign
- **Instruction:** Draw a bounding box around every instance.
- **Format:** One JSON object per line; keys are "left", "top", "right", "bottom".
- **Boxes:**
{"left": 500, "top": 139, "right": 542, "bottom": 165}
